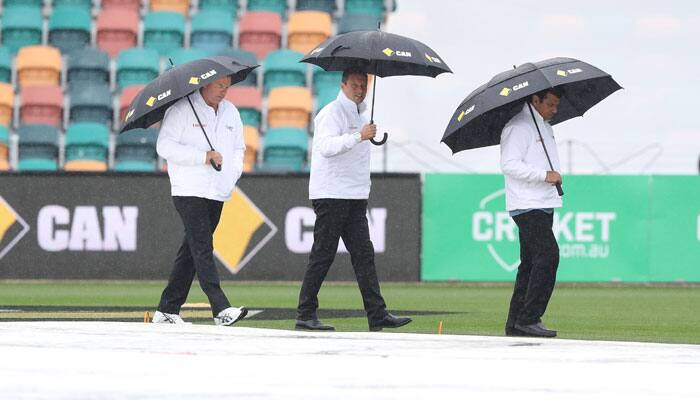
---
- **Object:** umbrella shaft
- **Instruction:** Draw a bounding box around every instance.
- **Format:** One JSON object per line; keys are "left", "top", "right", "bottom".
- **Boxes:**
{"left": 186, "top": 95, "right": 215, "bottom": 152}
{"left": 370, "top": 74, "right": 377, "bottom": 123}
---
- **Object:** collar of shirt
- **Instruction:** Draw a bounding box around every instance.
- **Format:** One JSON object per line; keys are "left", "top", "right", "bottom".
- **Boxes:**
{"left": 337, "top": 89, "right": 367, "bottom": 115}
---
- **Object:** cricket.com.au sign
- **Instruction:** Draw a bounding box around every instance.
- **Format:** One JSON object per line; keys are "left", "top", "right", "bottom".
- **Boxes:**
{"left": 422, "top": 174, "right": 700, "bottom": 283}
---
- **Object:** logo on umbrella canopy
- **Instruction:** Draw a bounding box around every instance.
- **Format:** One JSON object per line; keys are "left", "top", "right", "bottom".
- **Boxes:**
{"left": 499, "top": 81, "right": 529, "bottom": 97}
{"left": 382, "top": 48, "right": 412, "bottom": 58}
{"left": 457, "top": 104, "right": 475, "bottom": 122}
{"left": 557, "top": 68, "right": 583, "bottom": 77}
{"left": 124, "top": 109, "right": 134, "bottom": 122}
{"left": 188, "top": 69, "right": 218, "bottom": 85}
{"left": 425, "top": 53, "right": 442, "bottom": 63}
{"left": 310, "top": 46, "right": 324, "bottom": 55}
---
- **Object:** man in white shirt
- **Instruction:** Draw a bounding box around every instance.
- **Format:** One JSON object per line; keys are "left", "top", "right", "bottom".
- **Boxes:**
{"left": 500, "top": 88, "right": 563, "bottom": 338}
{"left": 295, "top": 68, "right": 412, "bottom": 332}
{"left": 151, "top": 75, "right": 248, "bottom": 326}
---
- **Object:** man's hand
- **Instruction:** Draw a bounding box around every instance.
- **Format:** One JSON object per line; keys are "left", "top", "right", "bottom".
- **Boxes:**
{"left": 360, "top": 124, "right": 377, "bottom": 141}
{"left": 206, "top": 150, "right": 223, "bottom": 167}
{"left": 545, "top": 171, "right": 562, "bottom": 185}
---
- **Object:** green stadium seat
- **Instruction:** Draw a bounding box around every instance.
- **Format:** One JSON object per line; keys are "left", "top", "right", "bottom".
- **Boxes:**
{"left": 316, "top": 86, "right": 339, "bottom": 112}
{"left": 190, "top": 10, "right": 234, "bottom": 54}
{"left": 68, "top": 83, "right": 113, "bottom": 126}
{"left": 262, "top": 127, "right": 308, "bottom": 171}
{"left": 165, "top": 48, "right": 209, "bottom": 70}
{"left": 214, "top": 48, "right": 258, "bottom": 86}
{"left": 116, "top": 128, "right": 158, "bottom": 165}
{"left": 262, "top": 49, "right": 306, "bottom": 94}
{"left": 17, "top": 124, "right": 60, "bottom": 171}
{"left": 64, "top": 122, "right": 109, "bottom": 165}
{"left": 296, "top": 0, "right": 336, "bottom": 15}
{"left": 1, "top": 6, "right": 43, "bottom": 54}
{"left": 337, "top": 13, "right": 381, "bottom": 34}
{"left": 3, "top": 0, "right": 43, "bottom": 8}
{"left": 53, "top": 0, "right": 93, "bottom": 11}
{"left": 48, "top": 6, "right": 92, "bottom": 54}
{"left": 114, "top": 160, "right": 158, "bottom": 172}
{"left": 246, "top": 0, "right": 287, "bottom": 19}
{"left": 312, "top": 65, "right": 341, "bottom": 96}
{"left": 67, "top": 48, "right": 110, "bottom": 85}
{"left": 143, "top": 12, "right": 186, "bottom": 56}
{"left": 199, "top": 0, "right": 238, "bottom": 15}
{"left": 0, "top": 48, "right": 12, "bottom": 83}
{"left": 344, "top": 0, "right": 385, "bottom": 17}
{"left": 116, "top": 48, "right": 161, "bottom": 89}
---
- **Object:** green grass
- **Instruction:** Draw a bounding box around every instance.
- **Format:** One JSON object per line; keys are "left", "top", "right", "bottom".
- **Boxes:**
{"left": 1, "top": 280, "right": 699, "bottom": 344}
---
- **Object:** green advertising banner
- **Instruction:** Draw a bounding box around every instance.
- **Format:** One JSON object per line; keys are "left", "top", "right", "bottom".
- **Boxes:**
{"left": 422, "top": 174, "right": 699, "bottom": 283}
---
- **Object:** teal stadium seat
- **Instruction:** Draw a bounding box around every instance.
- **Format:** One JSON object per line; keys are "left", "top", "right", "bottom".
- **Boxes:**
{"left": 48, "top": 6, "right": 92, "bottom": 54}
{"left": 1, "top": 6, "right": 43, "bottom": 54}
{"left": 17, "top": 124, "right": 60, "bottom": 171}
{"left": 68, "top": 83, "right": 113, "bottom": 126}
{"left": 312, "top": 65, "right": 342, "bottom": 96}
{"left": 214, "top": 48, "right": 258, "bottom": 86}
{"left": 117, "top": 48, "right": 161, "bottom": 89}
{"left": 315, "top": 86, "right": 339, "bottom": 112}
{"left": 199, "top": 0, "right": 238, "bottom": 14}
{"left": 247, "top": 0, "right": 287, "bottom": 19}
{"left": 52, "top": 0, "right": 93, "bottom": 11}
{"left": 0, "top": 48, "right": 12, "bottom": 82}
{"left": 344, "top": 0, "right": 385, "bottom": 18}
{"left": 190, "top": 11, "right": 234, "bottom": 54}
{"left": 296, "top": 0, "right": 336, "bottom": 15}
{"left": 67, "top": 48, "right": 110, "bottom": 85}
{"left": 115, "top": 128, "right": 158, "bottom": 171}
{"left": 143, "top": 12, "right": 186, "bottom": 56}
{"left": 165, "top": 48, "right": 209, "bottom": 69}
{"left": 262, "top": 49, "right": 306, "bottom": 94}
{"left": 337, "top": 13, "right": 381, "bottom": 34}
{"left": 262, "top": 127, "right": 308, "bottom": 171}
{"left": 64, "top": 123, "right": 109, "bottom": 163}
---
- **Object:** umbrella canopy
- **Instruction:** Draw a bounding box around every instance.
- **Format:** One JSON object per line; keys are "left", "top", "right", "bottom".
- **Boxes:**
{"left": 442, "top": 57, "right": 622, "bottom": 153}
{"left": 120, "top": 56, "right": 258, "bottom": 133}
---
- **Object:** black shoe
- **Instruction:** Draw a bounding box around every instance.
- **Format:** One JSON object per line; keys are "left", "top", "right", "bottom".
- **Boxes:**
{"left": 295, "top": 319, "right": 335, "bottom": 331}
{"left": 505, "top": 326, "right": 527, "bottom": 337}
{"left": 514, "top": 322, "right": 557, "bottom": 338}
{"left": 369, "top": 313, "right": 412, "bottom": 332}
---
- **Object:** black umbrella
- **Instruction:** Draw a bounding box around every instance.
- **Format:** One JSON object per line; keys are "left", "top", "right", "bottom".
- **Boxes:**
{"left": 442, "top": 57, "right": 622, "bottom": 195}
{"left": 120, "top": 56, "right": 258, "bottom": 171}
{"left": 301, "top": 27, "right": 452, "bottom": 145}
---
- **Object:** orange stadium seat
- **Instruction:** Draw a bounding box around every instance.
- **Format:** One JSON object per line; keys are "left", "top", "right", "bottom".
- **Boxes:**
{"left": 101, "top": 0, "right": 141, "bottom": 12}
{"left": 96, "top": 9, "right": 140, "bottom": 58}
{"left": 20, "top": 85, "right": 64, "bottom": 128}
{"left": 225, "top": 86, "right": 262, "bottom": 128}
{"left": 0, "top": 125, "right": 9, "bottom": 171}
{"left": 267, "top": 87, "right": 312, "bottom": 129}
{"left": 150, "top": 0, "right": 191, "bottom": 15}
{"left": 243, "top": 125, "right": 259, "bottom": 172}
{"left": 0, "top": 83, "right": 15, "bottom": 126}
{"left": 16, "top": 46, "right": 62, "bottom": 88}
{"left": 287, "top": 11, "right": 332, "bottom": 55}
{"left": 119, "top": 85, "right": 145, "bottom": 123}
{"left": 238, "top": 12, "right": 282, "bottom": 60}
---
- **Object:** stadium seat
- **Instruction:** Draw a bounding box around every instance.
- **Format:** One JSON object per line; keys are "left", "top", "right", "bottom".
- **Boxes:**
{"left": 150, "top": 0, "right": 191, "bottom": 15}
{"left": 16, "top": 46, "right": 62, "bottom": 88}
{"left": 262, "top": 127, "right": 308, "bottom": 171}
{"left": 267, "top": 87, "right": 312, "bottom": 129}
{"left": 246, "top": 0, "right": 287, "bottom": 19}
{"left": 143, "top": 12, "right": 186, "bottom": 56}
{"left": 296, "top": 0, "right": 337, "bottom": 15}
{"left": 214, "top": 48, "right": 258, "bottom": 86}
{"left": 0, "top": 125, "right": 9, "bottom": 171}
{"left": 344, "top": 0, "right": 385, "bottom": 18}
{"left": 0, "top": 48, "right": 12, "bottom": 83}
{"left": 243, "top": 125, "right": 259, "bottom": 172}
{"left": 287, "top": 11, "right": 332, "bottom": 55}
{"left": 199, "top": 0, "right": 238, "bottom": 15}
{"left": 3, "top": 0, "right": 43, "bottom": 8}
{"left": 312, "top": 64, "right": 342, "bottom": 96}
{"left": 337, "top": 13, "right": 381, "bottom": 34}
{"left": 64, "top": 122, "right": 110, "bottom": 171}
{"left": 67, "top": 48, "right": 110, "bottom": 86}
{"left": 1, "top": 6, "right": 43, "bottom": 54}
{"left": 17, "top": 124, "right": 60, "bottom": 171}
{"left": 0, "top": 83, "right": 15, "bottom": 126}
{"left": 190, "top": 10, "right": 234, "bottom": 54}
{"left": 119, "top": 85, "right": 145, "bottom": 123}
{"left": 100, "top": 0, "right": 140, "bottom": 12}
{"left": 116, "top": 48, "right": 161, "bottom": 89}
{"left": 262, "top": 49, "right": 306, "bottom": 94}
{"left": 96, "top": 8, "right": 140, "bottom": 58}
{"left": 238, "top": 12, "right": 282, "bottom": 60}
{"left": 115, "top": 128, "right": 158, "bottom": 171}
{"left": 53, "top": 0, "right": 93, "bottom": 10}
{"left": 48, "top": 6, "right": 92, "bottom": 54}
{"left": 225, "top": 86, "right": 262, "bottom": 128}
{"left": 165, "top": 48, "right": 209, "bottom": 69}
{"left": 315, "top": 86, "right": 339, "bottom": 112}
{"left": 68, "top": 83, "right": 113, "bottom": 126}
{"left": 20, "top": 85, "right": 64, "bottom": 128}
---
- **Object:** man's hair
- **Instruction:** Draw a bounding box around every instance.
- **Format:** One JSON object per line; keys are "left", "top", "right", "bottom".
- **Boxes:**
{"left": 530, "top": 87, "right": 563, "bottom": 103}
{"left": 342, "top": 68, "right": 367, "bottom": 83}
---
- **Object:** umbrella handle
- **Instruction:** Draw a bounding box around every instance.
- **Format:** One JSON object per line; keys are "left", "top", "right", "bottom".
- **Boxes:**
{"left": 370, "top": 132, "right": 388, "bottom": 146}
{"left": 555, "top": 183, "right": 564, "bottom": 196}
{"left": 210, "top": 159, "right": 222, "bottom": 171}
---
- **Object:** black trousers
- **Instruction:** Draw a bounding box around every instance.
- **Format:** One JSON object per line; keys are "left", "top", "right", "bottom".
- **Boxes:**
{"left": 157, "top": 196, "right": 231, "bottom": 317}
{"left": 297, "top": 199, "right": 387, "bottom": 324}
{"left": 506, "top": 210, "right": 560, "bottom": 328}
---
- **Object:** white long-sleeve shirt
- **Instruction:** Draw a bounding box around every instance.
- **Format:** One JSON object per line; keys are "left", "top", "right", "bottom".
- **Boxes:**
{"left": 309, "top": 90, "right": 371, "bottom": 200}
{"left": 157, "top": 90, "right": 245, "bottom": 202}
{"left": 500, "top": 102, "right": 563, "bottom": 211}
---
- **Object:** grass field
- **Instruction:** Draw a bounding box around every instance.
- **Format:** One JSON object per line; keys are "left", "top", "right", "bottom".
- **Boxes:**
{"left": 1, "top": 280, "right": 698, "bottom": 344}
